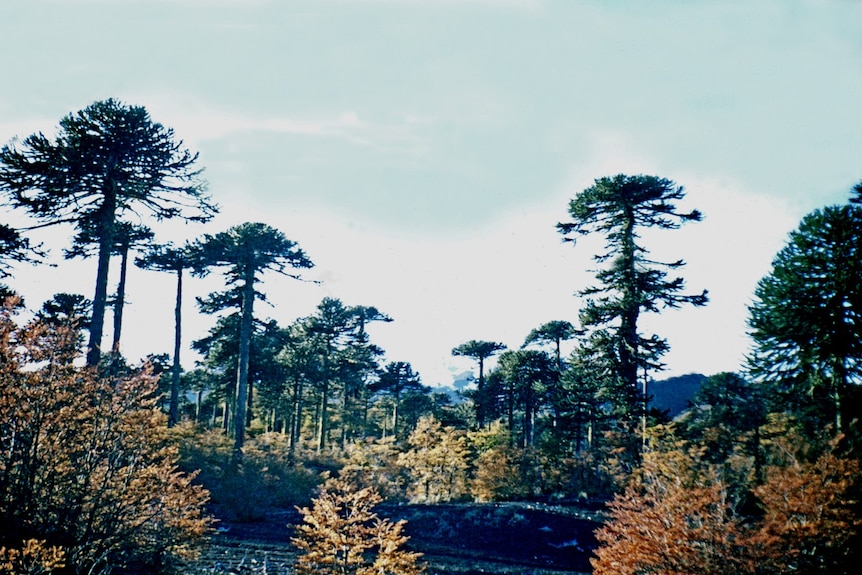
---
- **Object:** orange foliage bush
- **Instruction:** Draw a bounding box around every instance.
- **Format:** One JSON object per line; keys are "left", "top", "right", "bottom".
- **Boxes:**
{"left": 293, "top": 477, "right": 425, "bottom": 575}
{"left": 0, "top": 301, "right": 212, "bottom": 574}
{"left": 592, "top": 431, "right": 862, "bottom": 575}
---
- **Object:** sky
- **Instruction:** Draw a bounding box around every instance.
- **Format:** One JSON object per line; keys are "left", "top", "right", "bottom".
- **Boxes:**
{"left": 2, "top": 0, "right": 862, "bottom": 387}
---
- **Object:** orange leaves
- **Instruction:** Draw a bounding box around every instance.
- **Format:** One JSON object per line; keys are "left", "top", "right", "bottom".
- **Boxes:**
{"left": 0, "top": 307, "right": 213, "bottom": 574}
{"left": 293, "top": 477, "right": 425, "bottom": 575}
{"left": 0, "top": 539, "right": 65, "bottom": 575}
{"left": 591, "top": 434, "right": 861, "bottom": 575}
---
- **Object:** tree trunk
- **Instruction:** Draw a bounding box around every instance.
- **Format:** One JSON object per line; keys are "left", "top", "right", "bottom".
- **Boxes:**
{"left": 168, "top": 268, "right": 183, "bottom": 427}
{"left": 110, "top": 239, "right": 130, "bottom": 367}
{"left": 234, "top": 266, "right": 255, "bottom": 458}
{"left": 317, "top": 379, "right": 329, "bottom": 452}
{"left": 87, "top": 194, "right": 117, "bottom": 368}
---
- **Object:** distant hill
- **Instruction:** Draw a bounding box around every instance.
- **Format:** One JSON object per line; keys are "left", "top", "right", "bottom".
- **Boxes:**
{"left": 649, "top": 373, "right": 707, "bottom": 419}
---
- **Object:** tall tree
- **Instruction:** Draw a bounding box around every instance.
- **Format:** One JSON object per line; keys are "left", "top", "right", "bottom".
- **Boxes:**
{"left": 748, "top": 203, "right": 862, "bottom": 434}
{"left": 451, "top": 340, "right": 506, "bottom": 428}
{"left": 494, "top": 349, "right": 556, "bottom": 448}
{"left": 557, "top": 174, "right": 707, "bottom": 434}
{"left": 136, "top": 242, "right": 197, "bottom": 426}
{"left": 0, "top": 98, "right": 216, "bottom": 367}
{"left": 522, "top": 320, "right": 580, "bottom": 370}
{"left": 191, "top": 222, "right": 313, "bottom": 455}
{"left": 65, "top": 219, "right": 154, "bottom": 363}
{"left": 370, "top": 361, "right": 426, "bottom": 439}
{"left": 302, "top": 298, "right": 385, "bottom": 451}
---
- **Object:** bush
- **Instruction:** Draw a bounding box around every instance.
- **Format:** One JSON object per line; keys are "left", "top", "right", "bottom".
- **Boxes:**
{"left": 173, "top": 426, "right": 324, "bottom": 521}
{"left": 0, "top": 303, "right": 212, "bottom": 574}
{"left": 293, "top": 477, "right": 425, "bottom": 575}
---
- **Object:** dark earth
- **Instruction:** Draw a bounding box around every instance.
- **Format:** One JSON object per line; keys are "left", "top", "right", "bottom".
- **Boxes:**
{"left": 183, "top": 502, "right": 602, "bottom": 575}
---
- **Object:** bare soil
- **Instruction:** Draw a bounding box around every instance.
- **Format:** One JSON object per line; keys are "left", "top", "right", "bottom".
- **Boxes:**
{"left": 182, "top": 502, "right": 602, "bottom": 575}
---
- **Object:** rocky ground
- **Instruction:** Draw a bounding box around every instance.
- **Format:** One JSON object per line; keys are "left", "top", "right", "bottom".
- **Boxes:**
{"left": 181, "top": 502, "right": 602, "bottom": 575}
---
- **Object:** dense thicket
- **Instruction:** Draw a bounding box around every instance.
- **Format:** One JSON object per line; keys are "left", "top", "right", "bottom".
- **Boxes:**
{"left": 0, "top": 299, "right": 211, "bottom": 575}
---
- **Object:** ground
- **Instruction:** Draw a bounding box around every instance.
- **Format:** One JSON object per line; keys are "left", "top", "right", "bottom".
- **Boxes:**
{"left": 183, "top": 502, "right": 602, "bottom": 575}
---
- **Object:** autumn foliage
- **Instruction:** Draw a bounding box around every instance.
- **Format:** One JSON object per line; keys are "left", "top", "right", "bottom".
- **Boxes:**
{"left": 292, "top": 477, "right": 425, "bottom": 575}
{"left": 0, "top": 300, "right": 212, "bottom": 575}
{"left": 591, "top": 429, "right": 861, "bottom": 575}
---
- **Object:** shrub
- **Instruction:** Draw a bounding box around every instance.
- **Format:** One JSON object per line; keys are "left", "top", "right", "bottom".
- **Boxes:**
{"left": 0, "top": 304, "right": 212, "bottom": 574}
{"left": 293, "top": 477, "right": 425, "bottom": 575}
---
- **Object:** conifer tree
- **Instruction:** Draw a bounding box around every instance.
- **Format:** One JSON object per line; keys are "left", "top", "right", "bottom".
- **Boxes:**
{"left": 452, "top": 340, "right": 506, "bottom": 428}
{"left": 191, "top": 222, "right": 312, "bottom": 455}
{"left": 748, "top": 203, "right": 862, "bottom": 434}
{"left": 557, "top": 174, "right": 707, "bottom": 439}
{"left": 0, "top": 99, "right": 216, "bottom": 367}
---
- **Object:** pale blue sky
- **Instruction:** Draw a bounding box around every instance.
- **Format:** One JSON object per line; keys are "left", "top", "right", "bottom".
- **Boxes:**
{"left": 2, "top": 0, "right": 862, "bottom": 385}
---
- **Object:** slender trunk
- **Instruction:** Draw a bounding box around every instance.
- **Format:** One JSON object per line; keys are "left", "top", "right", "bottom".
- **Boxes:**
{"left": 110, "top": 240, "right": 129, "bottom": 365}
{"left": 392, "top": 390, "right": 400, "bottom": 439}
{"left": 477, "top": 356, "right": 486, "bottom": 428}
{"left": 87, "top": 194, "right": 116, "bottom": 368}
{"left": 169, "top": 268, "right": 183, "bottom": 427}
{"left": 234, "top": 265, "right": 255, "bottom": 458}
{"left": 317, "top": 379, "right": 329, "bottom": 452}
{"left": 290, "top": 378, "right": 302, "bottom": 460}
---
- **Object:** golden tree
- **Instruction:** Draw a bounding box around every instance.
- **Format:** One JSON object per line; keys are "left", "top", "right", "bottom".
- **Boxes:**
{"left": 750, "top": 446, "right": 861, "bottom": 574}
{"left": 592, "top": 443, "right": 752, "bottom": 575}
{"left": 468, "top": 422, "right": 526, "bottom": 502}
{"left": 398, "top": 415, "right": 470, "bottom": 503}
{"left": 292, "top": 477, "right": 424, "bottom": 575}
{"left": 0, "top": 300, "right": 212, "bottom": 575}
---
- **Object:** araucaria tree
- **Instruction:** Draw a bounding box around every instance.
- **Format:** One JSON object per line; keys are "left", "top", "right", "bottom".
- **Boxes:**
{"left": 451, "top": 340, "right": 506, "bottom": 428}
{"left": 557, "top": 175, "right": 707, "bottom": 432}
{"left": 192, "top": 222, "right": 313, "bottom": 455}
{"left": 748, "top": 203, "right": 862, "bottom": 434}
{"left": 136, "top": 242, "right": 197, "bottom": 427}
{"left": 0, "top": 98, "right": 217, "bottom": 367}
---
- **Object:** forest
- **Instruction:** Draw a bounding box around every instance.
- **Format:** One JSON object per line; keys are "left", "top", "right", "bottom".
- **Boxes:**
{"left": 0, "top": 99, "right": 860, "bottom": 575}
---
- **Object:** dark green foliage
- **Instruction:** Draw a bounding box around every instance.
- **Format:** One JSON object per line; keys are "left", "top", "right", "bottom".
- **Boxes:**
{"left": 748, "top": 204, "right": 862, "bottom": 434}
{"left": 0, "top": 98, "right": 216, "bottom": 366}
{"left": 557, "top": 174, "right": 707, "bottom": 441}
{"left": 452, "top": 340, "right": 507, "bottom": 427}
{"left": 491, "top": 349, "right": 557, "bottom": 448}
{"left": 191, "top": 222, "right": 313, "bottom": 454}
{"left": 0, "top": 223, "right": 44, "bottom": 277}
{"left": 522, "top": 320, "right": 580, "bottom": 369}
{"left": 370, "top": 362, "right": 427, "bottom": 439}
{"left": 678, "top": 372, "right": 767, "bottom": 466}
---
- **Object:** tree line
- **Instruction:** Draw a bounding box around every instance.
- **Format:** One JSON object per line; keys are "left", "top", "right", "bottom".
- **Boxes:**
{"left": 1, "top": 98, "right": 860, "bottom": 574}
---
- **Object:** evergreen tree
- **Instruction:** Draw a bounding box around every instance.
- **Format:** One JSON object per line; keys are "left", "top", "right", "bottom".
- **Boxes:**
{"left": 136, "top": 242, "right": 197, "bottom": 427}
{"left": 557, "top": 174, "right": 707, "bottom": 437}
{"left": 0, "top": 99, "right": 216, "bottom": 366}
{"left": 370, "top": 362, "right": 426, "bottom": 439}
{"left": 65, "top": 218, "right": 154, "bottom": 364}
{"left": 451, "top": 340, "right": 506, "bottom": 428}
{"left": 0, "top": 223, "right": 44, "bottom": 279}
{"left": 748, "top": 203, "right": 862, "bottom": 435}
{"left": 191, "top": 222, "right": 313, "bottom": 455}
